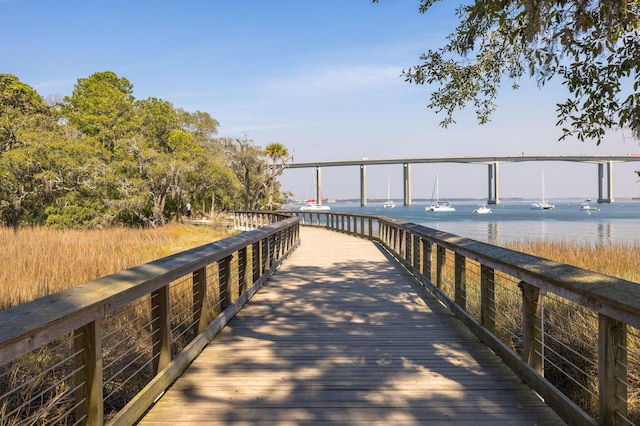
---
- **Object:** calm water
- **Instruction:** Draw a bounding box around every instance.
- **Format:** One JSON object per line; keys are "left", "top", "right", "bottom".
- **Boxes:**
{"left": 304, "top": 199, "right": 640, "bottom": 246}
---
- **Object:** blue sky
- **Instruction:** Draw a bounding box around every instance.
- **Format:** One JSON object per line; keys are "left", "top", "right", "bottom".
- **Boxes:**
{"left": 2, "top": 0, "right": 640, "bottom": 201}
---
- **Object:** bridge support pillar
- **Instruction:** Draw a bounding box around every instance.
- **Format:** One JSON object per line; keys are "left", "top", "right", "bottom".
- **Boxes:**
{"left": 597, "top": 162, "right": 614, "bottom": 203}
{"left": 487, "top": 163, "right": 500, "bottom": 205}
{"left": 315, "top": 167, "right": 323, "bottom": 205}
{"left": 403, "top": 163, "right": 412, "bottom": 206}
{"left": 360, "top": 165, "right": 367, "bottom": 207}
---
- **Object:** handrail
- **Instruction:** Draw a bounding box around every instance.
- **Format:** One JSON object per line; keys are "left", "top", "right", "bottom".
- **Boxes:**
{"left": 0, "top": 217, "right": 299, "bottom": 425}
{"left": 285, "top": 210, "right": 640, "bottom": 426}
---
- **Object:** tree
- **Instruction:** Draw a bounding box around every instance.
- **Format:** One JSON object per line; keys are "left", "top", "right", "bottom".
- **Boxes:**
{"left": 177, "top": 108, "right": 219, "bottom": 147}
{"left": 62, "top": 71, "right": 137, "bottom": 150}
{"left": 264, "top": 142, "right": 290, "bottom": 210}
{"left": 135, "top": 97, "right": 178, "bottom": 153}
{"left": 0, "top": 71, "right": 253, "bottom": 228}
{"left": 0, "top": 74, "right": 49, "bottom": 152}
{"left": 221, "top": 136, "right": 268, "bottom": 210}
{"left": 390, "top": 0, "right": 640, "bottom": 144}
{"left": 0, "top": 75, "right": 62, "bottom": 230}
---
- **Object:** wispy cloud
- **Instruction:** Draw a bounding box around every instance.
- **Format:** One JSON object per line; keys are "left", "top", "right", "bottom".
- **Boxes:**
{"left": 263, "top": 64, "right": 405, "bottom": 97}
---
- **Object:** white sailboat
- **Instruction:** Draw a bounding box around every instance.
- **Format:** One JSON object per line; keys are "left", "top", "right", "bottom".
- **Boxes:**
{"left": 299, "top": 200, "right": 330, "bottom": 211}
{"left": 530, "top": 170, "right": 555, "bottom": 210}
{"left": 300, "top": 172, "right": 330, "bottom": 211}
{"left": 383, "top": 176, "right": 395, "bottom": 208}
{"left": 473, "top": 204, "right": 492, "bottom": 214}
{"left": 425, "top": 173, "right": 455, "bottom": 212}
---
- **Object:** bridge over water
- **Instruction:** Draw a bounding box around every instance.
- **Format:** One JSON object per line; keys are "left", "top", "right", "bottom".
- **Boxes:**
{"left": 1, "top": 212, "right": 640, "bottom": 425}
{"left": 285, "top": 155, "right": 640, "bottom": 205}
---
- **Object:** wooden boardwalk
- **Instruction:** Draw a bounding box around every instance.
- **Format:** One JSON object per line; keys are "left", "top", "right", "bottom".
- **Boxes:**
{"left": 139, "top": 227, "right": 565, "bottom": 425}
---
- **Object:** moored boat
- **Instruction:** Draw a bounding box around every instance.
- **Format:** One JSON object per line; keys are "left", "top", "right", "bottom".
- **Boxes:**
{"left": 531, "top": 170, "right": 555, "bottom": 210}
{"left": 473, "top": 204, "right": 492, "bottom": 214}
{"left": 580, "top": 202, "right": 599, "bottom": 212}
{"left": 383, "top": 176, "right": 395, "bottom": 208}
{"left": 300, "top": 202, "right": 330, "bottom": 211}
{"left": 425, "top": 174, "right": 455, "bottom": 212}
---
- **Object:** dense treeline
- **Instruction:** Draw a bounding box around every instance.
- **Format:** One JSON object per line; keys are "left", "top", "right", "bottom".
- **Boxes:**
{"left": 0, "top": 72, "right": 290, "bottom": 229}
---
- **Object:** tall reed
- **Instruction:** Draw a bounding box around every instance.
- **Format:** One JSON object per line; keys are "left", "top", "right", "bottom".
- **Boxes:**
{"left": 0, "top": 220, "right": 234, "bottom": 310}
{"left": 505, "top": 239, "right": 640, "bottom": 283}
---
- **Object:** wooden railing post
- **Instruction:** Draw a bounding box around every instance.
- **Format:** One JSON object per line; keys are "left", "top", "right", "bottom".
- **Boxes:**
{"left": 480, "top": 265, "right": 496, "bottom": 334}
{"left": 521, "top": 281, "right": 544, "bottom": 374}
{"left": 74, "top": 319, "right": 103, "bottom": 425}
{"left": 412, "top": 235, "right": 420, "bottom": 270}
{"left": 263, "top": 237, "right": 271, "bottom": 271}
{"left": 392, "top": 227, "right": 398, "bottom": 252}
{"left": 421, "top": 239, "right": 432, "bottom": 280}
{"left": 252, "top": 241, "right": 261, "bottom": 283}
{"left": 455, "top": 253, "right": 466, "bottom": 310}
{"left": 599, "top": 314, "right": 627, "bottom": 425}
{"left": 151, "top": 285, "right": 171, "bottom": 374}
{"left": 274, "top": 232, "right": 281, "bottom": 262}
{"left": 270, "top": 234, "right": 277, "bottom": 266}
{"left": 193, "top": 267, "right": 208, "bottom": 333}
{"left": 436, "top": 245, "right": 446, "bottom": 288}
{"left": 219, "top": 256, "right": 232, "bottom": 310}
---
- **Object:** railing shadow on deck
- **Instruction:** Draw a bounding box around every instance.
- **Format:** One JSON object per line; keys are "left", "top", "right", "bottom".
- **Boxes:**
{"left": 238, "top": 209, "right": 640, "bottom": 426}
{"left": 172, "top": 254, "right": 537, "bottom": 424}
{"left": 0, "top": 216, "right": 298, "bottom": 425}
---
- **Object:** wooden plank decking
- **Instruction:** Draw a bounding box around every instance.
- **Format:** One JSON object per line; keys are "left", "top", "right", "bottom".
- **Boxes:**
{"left": 138, "top": 227, "right": 565, "bottom": 425}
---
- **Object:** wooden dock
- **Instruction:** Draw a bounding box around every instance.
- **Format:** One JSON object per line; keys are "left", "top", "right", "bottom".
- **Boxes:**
{"left": 138, "top": 227, "right": 565, "bottom": 425}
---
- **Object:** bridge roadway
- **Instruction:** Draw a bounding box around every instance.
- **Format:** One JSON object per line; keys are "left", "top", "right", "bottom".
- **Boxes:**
{"left": 285, "top": 155, "right": 640, "bottom": 206}
{"left": 139, "top": 227, "right": 565, "bottom": 425}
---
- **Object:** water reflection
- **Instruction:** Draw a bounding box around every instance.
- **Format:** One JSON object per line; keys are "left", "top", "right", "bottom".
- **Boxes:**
{"left": 487, "top": 222, "right": 499, "bottom": 244}
{"left": 597, "top": 223, "right": 613, "bottom": 245}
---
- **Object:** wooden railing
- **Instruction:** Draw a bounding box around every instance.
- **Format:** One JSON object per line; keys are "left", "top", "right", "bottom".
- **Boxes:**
{"left": 0, "top": 217, "right": 299, "bottom": 425}
{"left": 285, "top": 210, "right": 640, "bottom": 426}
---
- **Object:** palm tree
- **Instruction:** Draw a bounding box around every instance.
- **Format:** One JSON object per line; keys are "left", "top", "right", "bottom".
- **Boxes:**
{"left": 264, "top": 142, "right": 289, "bottom": 210}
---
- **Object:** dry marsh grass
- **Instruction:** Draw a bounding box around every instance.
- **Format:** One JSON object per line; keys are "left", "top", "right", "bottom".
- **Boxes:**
{"left": 505, "top": 239, "right": 640, "bottom": 420}
{"left": 506, "top": 239, "right": 640, "bottom": 283}
{"left": 0, "top": 219, "right": 235, "bottom": 310}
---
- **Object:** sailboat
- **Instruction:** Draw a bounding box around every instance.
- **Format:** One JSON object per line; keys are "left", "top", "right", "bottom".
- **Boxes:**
{"left": 300, "top": 172, "right": 330, "bottom": 211}
{"left": 530, "top": 170, "right": 555, "bottom": 210}
{"left": 383, "top": 176, "right": 395, "bottom": 208}
{"left": 473, "top": 204, "right": 492, "bottom": 214}
{"left": 425, "top": 173, "right": 455, "bottom": 212}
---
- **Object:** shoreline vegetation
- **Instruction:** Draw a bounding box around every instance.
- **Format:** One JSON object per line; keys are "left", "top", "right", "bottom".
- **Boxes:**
{"left": 506, "top": 239, "right": 640, "bottom": 284}
{"left": 0, "top": 218, "right": 235, "bottom": 310}
{"left": 1, "top": 223, "right": 638, "bottom": 310}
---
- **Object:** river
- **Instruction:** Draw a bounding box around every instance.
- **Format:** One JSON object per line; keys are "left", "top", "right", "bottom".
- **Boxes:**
{"left": 293, "top": 199, "right": 640, "bottom": 246}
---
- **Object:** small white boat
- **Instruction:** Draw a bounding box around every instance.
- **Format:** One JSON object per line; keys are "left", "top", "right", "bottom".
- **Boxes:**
{"left": 473, "top": 204, "right": 492, "bottom": 214}
{"left": 530, "top": 170, "right": 555, "bottom": 210}
{"left": 530, "top": 201, "right": 555, "bottom": 210}
{"left": 425, "top": 174, "right": 455, "bottom": 212}
{"left": 383, "top": 176, "right": 395, "bottom": 208}
{"left": 580, "top": 202, "right": 599, "bottom": 212}
{"left": 300, "top": 202, "right": 330, "bottom": 211}
{"left": 426, "top": 202, "right": 456, "bottom": 212}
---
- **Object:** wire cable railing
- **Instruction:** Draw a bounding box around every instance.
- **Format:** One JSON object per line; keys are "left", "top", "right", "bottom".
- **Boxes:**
{"left": 286, "top": 210, "right": 640, "bottom": 426}
{"left": 0, "top": 216, "right": 299, "bottom": 425}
